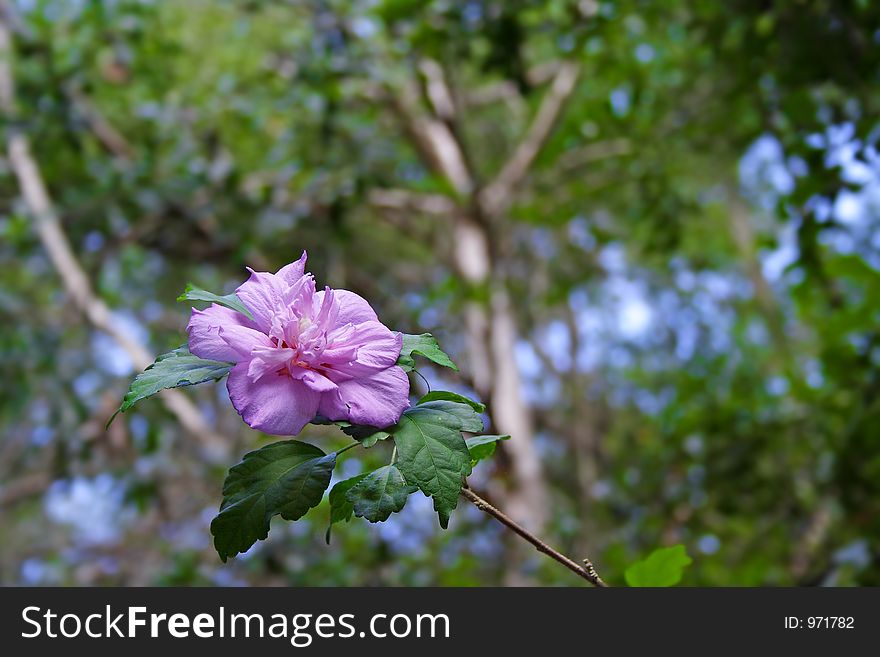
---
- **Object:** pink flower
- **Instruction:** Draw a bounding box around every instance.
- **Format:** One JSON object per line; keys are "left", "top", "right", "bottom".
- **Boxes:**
{"left": 187, "top": 252, "right": 410, "bottom": 435}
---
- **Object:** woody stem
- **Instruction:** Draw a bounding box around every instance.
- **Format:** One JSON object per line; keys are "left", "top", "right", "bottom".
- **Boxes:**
{"left": 461, "top": 485, "right": 608, "bottom": 587}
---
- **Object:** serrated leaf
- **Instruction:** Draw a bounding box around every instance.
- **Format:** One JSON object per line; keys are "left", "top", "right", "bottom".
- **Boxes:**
{"left": 465, "top": 434, "right": 510, "bottom": 465}
{"left": 178, "top": 283, "right": 253, "bottom": 320}
{"left": 347, "top": 465, "right": 417, "bottom": 523}
{"left": 392, "top": 401, "right": 481, "bottom": 528}
{"left": 397, "top": 333, "right": 458, "bottom": 371}
{"left": 625, "top": 545, "right": 693, "bottom": 587}
{"left": 325, "top": 473, "right": 369, "bottom": 543}
{"left": 418, "top": 390, "right": 485, "bottom": 413}
{"left": 108, "top": 347, "right": 233, "bottom": 426}
{"left": 211, "top": 440, "right": 336, "bottom": 561}
{"left": 415, "top": 400, "right": 484, "bottom": 433}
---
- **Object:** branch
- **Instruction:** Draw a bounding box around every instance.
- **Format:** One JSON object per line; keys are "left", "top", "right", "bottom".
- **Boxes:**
{"left": 384, "top": 77, "right": 474, "bottom": 197}
{"left": 418, "top": 58, "right": 456, "bottom": 123}
{"left": 0, "top": 17, "right": 229, "bottom": 460}
{"left": 480, "top": 61, "right": 581, "bottom": 218}
{"left": 463, "top": 60, "right": 564, "bottom": 108}
{"left": 368, "top": 188, "right": 457, "bottom": 216}
{"left": 462, "top": 486, "right": 608, "bottom": 587}
{"left": 464, "top": 79, "right": 521, "bottom": 108}
{"left": 556, "top": 137, "right": 632, "bottom": 174}
{"left": 65, "top": 83, "right": 133, "bottom": 162}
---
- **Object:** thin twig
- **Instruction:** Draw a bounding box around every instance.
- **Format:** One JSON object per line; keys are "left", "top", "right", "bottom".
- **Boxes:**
{"left": 461, "top": 486, "right": 608, "bottom": 587}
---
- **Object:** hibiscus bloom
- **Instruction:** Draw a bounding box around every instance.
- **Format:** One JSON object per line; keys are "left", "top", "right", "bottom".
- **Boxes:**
{"left": 186, "top": 252, "right": 410, "bottom": 435}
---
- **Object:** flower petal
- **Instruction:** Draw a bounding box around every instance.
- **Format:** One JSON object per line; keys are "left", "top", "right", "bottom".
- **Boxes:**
{"left": 275, "top": 251, "right": 308, "bottom": 286}
{"left": 295, "top": 369, "right": 338, "bottom": 393}
{"left": 219, "top": 324, "right": 273, "bottom": 358}
{"left": 324, "top": 321, "right": 402, "bottom": 376}
{"left": 247, "top": 345, "right": 294, "bottom": 382}
{"left": 318, "top": 366, "right": 410, "bottom": 428}
{"left": 316, "top": 288, "right": 377, "bottom": 326}
{"left": 187, "top": 304, "right": 255, "bottom": 362}
{"left": 227, "top": 362, "right": 319, "bottom": 436}
{"left": 235, "top": 268, "right": 290, "bottom": 332}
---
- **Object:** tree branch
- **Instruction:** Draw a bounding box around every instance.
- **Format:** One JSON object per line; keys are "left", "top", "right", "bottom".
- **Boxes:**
{"left": 556, "top": 137, "right": 632, "bottom": 174}
{"left": 418, "top": 58, "right": 456, "bottom": 123}
{"left": 383, "top": 78, "right": 474, "bottom": 197}
{"left": 0, "top": 16, "right": 229, "bottom": 460}
{"left": 368, "top": 187, "right": 457, "bottom": 216}
{"left": 462, "top": 486, "right": 608, "bottom": 587}
{"left": 480, "top": 61, "right": 581, "bottom": 218}
{"left": 463, "top": 60, "right": 564, "bottom": 108}
{"left": 64, "top": 83, "right": 134, "bottom": 162}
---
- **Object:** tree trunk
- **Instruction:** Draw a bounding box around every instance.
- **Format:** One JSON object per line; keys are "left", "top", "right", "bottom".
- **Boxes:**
{"left": 452, "top": 213, "right": 548, "bottom": 534}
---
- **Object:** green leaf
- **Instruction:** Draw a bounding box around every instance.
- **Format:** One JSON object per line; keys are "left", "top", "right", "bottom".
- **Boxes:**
{"left": 325, "top": 473, "right": 369, "bottom": 544}
{"left": 465, "top": 434, "right": 510, "bottom": 465}
{"left": 625, "top": 545, "right": 693, "bottom": 587}
{"left": 392, "top": 401, "right": 482, "bottom": 528}
{"left": 311, "top": 417, "right": 391, "bottom": 448}
{"left": 211, "top": 440, "right": 336, "bottom": 561}
{"left": 339, "top": 424, "right": 392, "bottom": 448}
{"left": 178, "top": 283, "right": 253, "bottom": 320}
{"left": 397, "top": 333, "right": 458, "bottom": 372}
{"left": 347, "top": 465, "right": 417, "bottom": 523}
{"left": 108, "top": 347, "right": 233, "bottom": 426}
{"left": 414, "top": 400, "right": 484, "bottom": 433}
{"left": 418, "top": 390, "right": 485, "bottom": 413}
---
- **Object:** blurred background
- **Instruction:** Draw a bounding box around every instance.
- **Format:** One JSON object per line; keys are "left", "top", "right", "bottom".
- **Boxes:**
{"left": 1, "top": 0, "right": 879, "bottom": 586}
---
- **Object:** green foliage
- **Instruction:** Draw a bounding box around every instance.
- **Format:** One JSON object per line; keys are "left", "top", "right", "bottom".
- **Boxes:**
{"left": 347, "top": 465, "right": 417, "bottom": 523}
{"left": 312, "top": 417, "right": 391, "bottom": 448}
{"left": 211, "top": 440, "right": 336, "bottom": 561}
{"left": 177, "top": 283, "right": 253, "bottom": 320}
{"left": 322, "top": 390, "right": 498, "bottom": 542}
{"left": 397, "top": 333, "right": 458, "bottom": 372}
{"left": 625, "top": 545, "right": 693, "bottom": 587}
{"left": 325, "top": 473, "right": 369, "bottom": 544}
{"left": 109, "top": 347, "right": 233, "bottom": 425}
{"left": 210, "top": 387, "right": 499, "bottom": 556}
{"left": 393, "top": 400, "right": 483, "bottom": 528}
{"left": 338, "top": 424, "right": 392, "bottom": 448}
{"left": 418, "top": 390, "right": 486, "bottom": 413}
{"left": 466, "top": 435, "right": 510, "bottom": 465}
